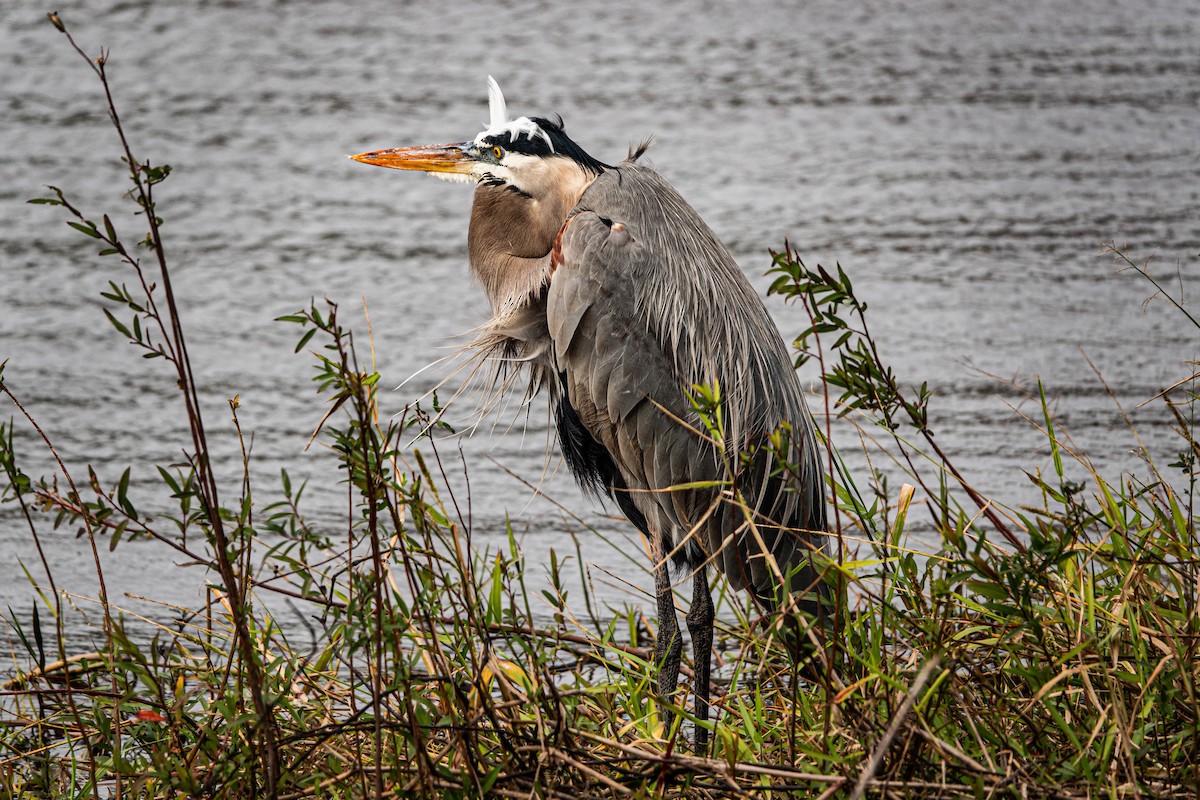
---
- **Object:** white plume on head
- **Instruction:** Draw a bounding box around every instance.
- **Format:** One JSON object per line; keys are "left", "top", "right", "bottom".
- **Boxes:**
{"left": 474, "top": 76, "right": 554, "bottom": 152}
{"left": 487, "top": 75, "right": 507, "bottom": 131}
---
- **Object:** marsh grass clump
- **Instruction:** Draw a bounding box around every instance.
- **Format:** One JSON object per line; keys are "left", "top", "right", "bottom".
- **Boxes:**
{"left": 768, "top": 244, "right": 1199, "bottom": 797}
{"left": 1, "top": 12, "right": 1198, "bottom": 799}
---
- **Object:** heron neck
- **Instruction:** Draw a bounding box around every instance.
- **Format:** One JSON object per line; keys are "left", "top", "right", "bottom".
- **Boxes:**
{"left": 468, "top": 174, "right": 595, "bottom": 313}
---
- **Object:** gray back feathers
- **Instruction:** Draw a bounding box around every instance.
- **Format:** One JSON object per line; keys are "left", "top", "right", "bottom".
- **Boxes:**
{"left": 546, "top": 162, "right": 828, "bottom": 603}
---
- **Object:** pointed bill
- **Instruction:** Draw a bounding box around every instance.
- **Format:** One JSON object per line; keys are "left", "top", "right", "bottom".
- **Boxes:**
{"left": 348, "top": 142, "right": 476, "bottom": 174}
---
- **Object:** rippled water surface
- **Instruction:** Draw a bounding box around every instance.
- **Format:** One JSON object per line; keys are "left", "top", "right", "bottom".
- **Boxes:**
{"left": 2, "top": 0, "right": 1197, "bottom": 651}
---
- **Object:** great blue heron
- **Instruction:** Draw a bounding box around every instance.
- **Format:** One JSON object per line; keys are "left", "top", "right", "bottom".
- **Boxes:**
{"left": 351, "top": 78, "right": 832, "bottom": 750}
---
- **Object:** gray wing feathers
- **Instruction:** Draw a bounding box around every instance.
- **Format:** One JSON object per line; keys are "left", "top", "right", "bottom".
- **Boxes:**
{"left": 546, "top": 163, "right": 828, "bottom": 605}
{"left": 547, "top": 276, "right": 593, "bottom": 353}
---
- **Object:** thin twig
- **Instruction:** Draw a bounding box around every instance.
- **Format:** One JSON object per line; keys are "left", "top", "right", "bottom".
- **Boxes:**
{"left": 849, "top": 654, "right": 942, "bottom": 800}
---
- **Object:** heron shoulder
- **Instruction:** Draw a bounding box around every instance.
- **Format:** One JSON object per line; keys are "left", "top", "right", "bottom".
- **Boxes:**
{"left": 554, "top": 161, "right": 813, "bottom": 466}
{"left": 565, "top": 162, "right": 778, "bottom": 358}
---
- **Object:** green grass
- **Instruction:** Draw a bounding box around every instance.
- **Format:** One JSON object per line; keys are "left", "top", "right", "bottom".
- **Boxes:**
{"left": 1, "top": 12, "right": 1197, "bottom": 799}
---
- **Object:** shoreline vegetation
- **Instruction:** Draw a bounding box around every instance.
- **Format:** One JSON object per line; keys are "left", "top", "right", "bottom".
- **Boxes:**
{"left": 2, "top": 14, "right": 1197, "bottom": 799}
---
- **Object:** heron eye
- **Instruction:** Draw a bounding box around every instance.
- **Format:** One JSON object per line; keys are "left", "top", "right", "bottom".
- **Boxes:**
{"left": 492, "top": 146, "right": 503, "bottom": 159}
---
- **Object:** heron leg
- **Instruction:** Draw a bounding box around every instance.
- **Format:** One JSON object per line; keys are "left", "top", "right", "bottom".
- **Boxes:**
{"left": 685, "top": 567, "right": 714, "bottom": 754}
{"left": 653, "top": 560, "right": 683, "bottom": 735}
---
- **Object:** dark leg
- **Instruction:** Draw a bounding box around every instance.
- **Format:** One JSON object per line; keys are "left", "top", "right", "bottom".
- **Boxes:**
{"left": 653, "top": 560, "right": 683, "bottom": 735}
{"left": 686, "top": 567, "right": 714, "bottom": 754}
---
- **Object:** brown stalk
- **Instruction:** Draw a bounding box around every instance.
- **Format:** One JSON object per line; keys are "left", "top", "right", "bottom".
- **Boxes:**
{"left": 48, "top": 13, "right": 281, "bottom": 793}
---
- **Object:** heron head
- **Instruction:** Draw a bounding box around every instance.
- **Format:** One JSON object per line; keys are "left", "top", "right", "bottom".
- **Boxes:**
{"left": 350, "top": 77, "right": 607, "bottom": 199}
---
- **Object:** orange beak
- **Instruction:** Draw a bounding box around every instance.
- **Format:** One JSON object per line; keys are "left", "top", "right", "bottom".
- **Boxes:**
{"left": 349, "top": 142, "right": 477, "bottom": 175}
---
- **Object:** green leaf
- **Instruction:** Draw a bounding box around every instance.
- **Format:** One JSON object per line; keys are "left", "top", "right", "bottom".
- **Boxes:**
{"left": 293, "top": 328, "right": 316, "bottom": 353}
{"left": 9, "top": 468, "right": 32, "bottom": 494}
{"left": 488, "top": 557, "right": 503, "bottom": 625}
{"left": 103, "top": 308, "right": 132, "bottom": 338}
{"left": 966, "top": 581, "right": 1010, "bottom": 602}
{"left": 1038, "top": 380, "right": 1064, "bottom": 480}
{"left": 117, "top": 467, "right": 130, "bottom": 502}
{"left": 68, "top": 220, "right": 101, "bottom": 238}
{"left": 110, "top": 520, "right": 127, "bottom": 552}
{"left": 27, "top": 197, "right": 64, "bottom": 206}
{"left": 116, "top": 467, "right": 138, "bottom": 520}
{"left": 156, "top": 466, "right": 182, "bottom": 496}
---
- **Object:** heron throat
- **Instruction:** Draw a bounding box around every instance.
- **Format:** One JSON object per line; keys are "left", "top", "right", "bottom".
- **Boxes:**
{"left": 463, "top": 162, "right": 598, "bottom": 400}
{"left": 467, "top": 162, "right": 598, "bottom": 315}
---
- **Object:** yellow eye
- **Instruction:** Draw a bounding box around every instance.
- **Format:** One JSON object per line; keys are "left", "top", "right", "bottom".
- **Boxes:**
{"left": 492, "top": 146, "right": 503, "bottom": 159}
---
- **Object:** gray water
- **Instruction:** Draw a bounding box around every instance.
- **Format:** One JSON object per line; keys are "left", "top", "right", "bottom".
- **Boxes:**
{"left": 1, "top": 0, "right": 1197, "bottom": 654}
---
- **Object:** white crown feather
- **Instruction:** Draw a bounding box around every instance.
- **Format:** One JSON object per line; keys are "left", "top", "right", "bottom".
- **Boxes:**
{"left": 473, "top": 76, "right": 554, "bottom": 152}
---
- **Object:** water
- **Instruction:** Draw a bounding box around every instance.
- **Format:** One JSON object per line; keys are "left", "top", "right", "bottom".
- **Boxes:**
{"left": 1, "top": 0, "right": 1197, "bottom": 655}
